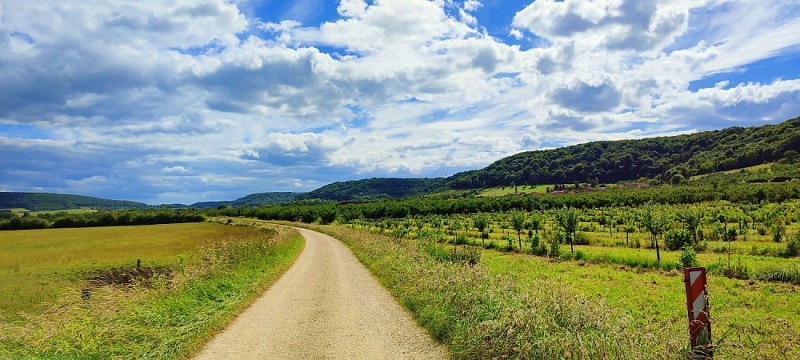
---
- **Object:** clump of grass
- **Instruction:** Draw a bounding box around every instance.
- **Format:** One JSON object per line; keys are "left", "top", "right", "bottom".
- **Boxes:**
{"left": 755, "top": 267, "right": 800, "bottom": 284}
{"left": 0, "top": 223, "right": 303, "bottom": 359}
{"left": 422, "top": 241, "right": 480, "bottom": 266}
{"left": 305, "top": 224, "right": 682, "bottom": 359}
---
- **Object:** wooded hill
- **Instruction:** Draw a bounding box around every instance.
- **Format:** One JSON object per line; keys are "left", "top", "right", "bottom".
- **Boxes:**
{"left": 300, "top": 178, "right": 447, "bottom": 202}
{"left": 446, "top": 116, "right": 800, "bottom": 189}
{"left": 0, "top": 192, "right": 149, "bottom": 211}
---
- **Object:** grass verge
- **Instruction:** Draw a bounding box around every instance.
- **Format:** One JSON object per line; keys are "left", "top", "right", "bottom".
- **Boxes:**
{"left": 0, "top": 223, "right": 303, "bottom": 359}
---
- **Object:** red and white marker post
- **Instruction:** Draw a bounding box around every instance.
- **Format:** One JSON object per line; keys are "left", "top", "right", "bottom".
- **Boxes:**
{"left": 683, "top": 266, "right": 713, "bottom": 357}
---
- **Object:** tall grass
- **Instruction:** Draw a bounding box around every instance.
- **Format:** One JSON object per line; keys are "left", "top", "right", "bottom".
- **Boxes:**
{"left": 0, "top": 224, "right": 303, "bottom": 359}
{"left": 302, "top": 224, "right": 683, "bottom": 359}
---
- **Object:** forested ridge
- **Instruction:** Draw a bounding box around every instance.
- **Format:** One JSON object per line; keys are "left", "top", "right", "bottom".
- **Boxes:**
{"left": 447, "top": 116, "right": 800, "bottom": 189}
{"left": 300, "top": 177, "right": 447, "bottom": 202}
{"left": 0, "top": 192, "right": 149, "bottom": 211}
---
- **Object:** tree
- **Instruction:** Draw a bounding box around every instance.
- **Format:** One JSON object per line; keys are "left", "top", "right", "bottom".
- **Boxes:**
{"left": 554, "top": 208, "right": 579, "bottom": 255}
{"left": 678, "top": 207, "right": 702, "bottom": 244}
{"left": 622, "top": 213, "right": 635, "bottom": 246}
{"left": 641, "top": 205, "right": 669, "bottom": 263}
{"left": 472, "top": 213, "right": 490, "bottom": 247}
{"left": 511, "top": 210, "right": 526, "bottom": 250}
{"left": 527, "top": 212, "right": 543, "bottom": 251}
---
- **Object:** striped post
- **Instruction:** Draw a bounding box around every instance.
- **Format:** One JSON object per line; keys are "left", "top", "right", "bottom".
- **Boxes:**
{"left": 684, "top": 266, "right": 712, "bottom": 357}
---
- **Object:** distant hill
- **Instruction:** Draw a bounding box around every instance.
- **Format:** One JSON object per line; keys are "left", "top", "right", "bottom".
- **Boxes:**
{"left": 232, "top": 192, "right": 303, "bottom": 206}
{"left": 447, "top": 116, "right": 800, "bottom": 189}
{"left": 302, "top": 178, "right": 446, "bottom": 202}
{"left": 0, "top": 192, "right": 149, "bottom": 211}
{"left": 186, "top": 192, "right": 303, "bottom": 208}
{"left": 187, "top": 201, "right": 232, "bottom": 209}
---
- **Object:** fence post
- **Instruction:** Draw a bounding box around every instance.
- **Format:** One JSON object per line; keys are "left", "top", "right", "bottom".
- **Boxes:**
{"left": 683, "top": 266, "right": 712, "bottom": 358}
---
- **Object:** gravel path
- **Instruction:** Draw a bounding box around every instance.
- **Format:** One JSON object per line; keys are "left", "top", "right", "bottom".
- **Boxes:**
{"left": 194, "top": 227, "right": 447, "bottom": 359}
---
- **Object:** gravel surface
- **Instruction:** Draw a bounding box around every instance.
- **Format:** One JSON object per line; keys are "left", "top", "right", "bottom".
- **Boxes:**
{"left": 194, "top": 227, "right": 447, "bottom": 359}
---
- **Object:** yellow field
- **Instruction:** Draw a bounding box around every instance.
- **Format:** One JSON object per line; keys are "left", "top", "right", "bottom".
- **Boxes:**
{"left": 0, "top": 223, "right": 263, "bottom": 321}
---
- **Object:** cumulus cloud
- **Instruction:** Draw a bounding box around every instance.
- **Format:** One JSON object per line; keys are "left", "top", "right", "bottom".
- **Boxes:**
{"left": 552, "top": 79, "right": 622, "bottom": 113}
{"left": 0, "top": 0, "right": 798, "bottom": 203}
{"left": 512, "top": 0, "right": 690, "bottom": 52}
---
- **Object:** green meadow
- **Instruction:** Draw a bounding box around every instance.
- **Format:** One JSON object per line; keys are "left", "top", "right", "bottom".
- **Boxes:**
{"left": 0, "top": 222, "right": 304, "bottom": 358}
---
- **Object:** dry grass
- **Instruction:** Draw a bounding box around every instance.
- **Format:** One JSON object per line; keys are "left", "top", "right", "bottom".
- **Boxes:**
{"left": 0, "top": 223, "right": 267, "bottom": 321}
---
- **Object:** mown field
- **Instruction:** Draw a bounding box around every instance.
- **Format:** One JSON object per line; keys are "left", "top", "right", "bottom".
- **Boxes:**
{"left": 0, "top": 222, "right": 304, "bottom": 358}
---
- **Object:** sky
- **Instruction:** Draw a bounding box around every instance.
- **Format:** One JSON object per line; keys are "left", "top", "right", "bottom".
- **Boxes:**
{"left": 1, "top": 0, "right": 799, "bottom": 205}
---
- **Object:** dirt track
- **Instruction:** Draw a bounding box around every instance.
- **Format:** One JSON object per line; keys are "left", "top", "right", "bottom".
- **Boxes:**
{"left": 194, "top": 227, "right": 447, "bottom": 359}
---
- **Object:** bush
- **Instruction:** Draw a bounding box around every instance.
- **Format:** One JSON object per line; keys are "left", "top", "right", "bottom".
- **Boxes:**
{"left": 785, "top": 233, "right": 800, "bottom": 258}
{"left": 664, "top": 229, "right": 692, "bottom": 251}
{"left": 549, "top": 239, "right": 562, "bottom": 258}
{"left": 454, "top": 232, "right": 469, "bottom": 245}
{"left": 772, "top": 224, "right": 786, "bottom": 243}
{"left": 574, "top": 232, "right": 590, "bottom": 245}
{"left": 680, "top": 245, "right": 697, "bottom": 268}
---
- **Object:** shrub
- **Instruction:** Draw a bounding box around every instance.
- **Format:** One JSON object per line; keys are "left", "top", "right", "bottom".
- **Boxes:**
{"left": 664, "top": 229, "right": 692, "bottom": 251}
{"left": 549, "top": 238, "right": 561, "bottom": 258}
{"left": 454, "top": 232, "right": 469, "bottom": 245}
{"left": 574, "top": 232, "right": 590, "bottom": 245}
{"left": 785, "top": 233, "right": 800, "bottom": 258}
{"left": 680, "top": 245, "right": 697, "bottom": 268}
{"left": 772, "top": 224, "right": 786, "bottom": 243}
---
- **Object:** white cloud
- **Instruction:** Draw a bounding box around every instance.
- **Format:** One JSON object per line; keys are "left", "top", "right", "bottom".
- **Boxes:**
{"left": 463, "top": 0, "right": 482, "bottom": 12}
{"left": 0, "top": 0, "right": 798, "bottom": 203}
{"left": 337, "top": 0, "right": 368, "bottom": 17}
{"left": 161, "top": 166, "right": 189, "bottom": 174}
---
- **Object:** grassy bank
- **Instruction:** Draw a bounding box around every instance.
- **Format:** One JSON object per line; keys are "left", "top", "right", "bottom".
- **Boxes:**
{"left": 0, "top": 222, "right": 303, "bottom": 359}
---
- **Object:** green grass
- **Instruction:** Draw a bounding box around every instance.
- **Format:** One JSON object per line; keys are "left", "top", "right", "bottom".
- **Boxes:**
{"left": 294, "top": 222, "right": 688, "bottom": 359}
{"left": 29, "top": 208, "right": 98, "bottom": 215}
{"left": 482, "top": 250, "right": 800, "bottom": 359}
{"left": 477, "top": 184, "right": 551, "bottom": 197}
{"left": 0, "top": 220, "right": 304, "bottom": 358}
{"left": 0, "top": 222, "right": 263, "bottom": 321}
{"left": 689, "top": 162, "right": 774, "bottom": 180}
{"left": 321, "top": 222, "right": 800, "bottom": 358}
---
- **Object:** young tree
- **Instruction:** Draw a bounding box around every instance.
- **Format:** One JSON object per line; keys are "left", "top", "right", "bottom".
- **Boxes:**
{"left": 554, "top": 208, "right": 579, "bottom": 255}
{"left": 511, "top": 210, "right": 526, "bottom": 250}
{"left": 622, "top": 213, "right": 635, "bottom": 246}
{"left": 472, "top": 213, "right": 490, "bottom": 247}
{"left": 641, "top": 205, "right": 669, "bottom": 263}
{"left": 678, "top": 207, "right": 702, "bottom": 244}
{"left": 527, "top": 212, "right": 543, "bottom": 251}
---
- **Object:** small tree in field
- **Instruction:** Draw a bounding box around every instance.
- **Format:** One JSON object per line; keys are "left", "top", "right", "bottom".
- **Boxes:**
{"left": 472, "top": 213, "right": 489, "bottom": 247}
{"left": 527, "top": 212, "right": 543, "bottom": 251}
{"left": 641, "top": 205, "right": 669, "bottom": 263}
{"left": 678, "top": 207, "right": 702, "bottom": 244}
{"left": 511, "top": 210, "right": 526, "bottom": 251}
{"left": 554, "top": 208, "right": 579, "bottom": 255}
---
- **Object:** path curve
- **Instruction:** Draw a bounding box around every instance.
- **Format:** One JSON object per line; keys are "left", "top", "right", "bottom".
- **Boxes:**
{"left": 195, "top": 227, "right": 447, "bottom": 359}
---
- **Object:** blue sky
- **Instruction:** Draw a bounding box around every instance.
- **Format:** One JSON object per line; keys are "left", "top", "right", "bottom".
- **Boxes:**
{"left": 1, "top": 0, "right": 799, "bottom": 204}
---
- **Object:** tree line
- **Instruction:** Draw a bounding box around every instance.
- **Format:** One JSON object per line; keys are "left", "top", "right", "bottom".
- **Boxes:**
{"left": 0, "top": 209, "right": 204, "bottom": 230}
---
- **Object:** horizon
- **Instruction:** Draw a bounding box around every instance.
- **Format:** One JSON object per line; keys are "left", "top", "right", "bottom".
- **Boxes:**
{"left": 2, "top": 1, "right": 800, "bottom": 204}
